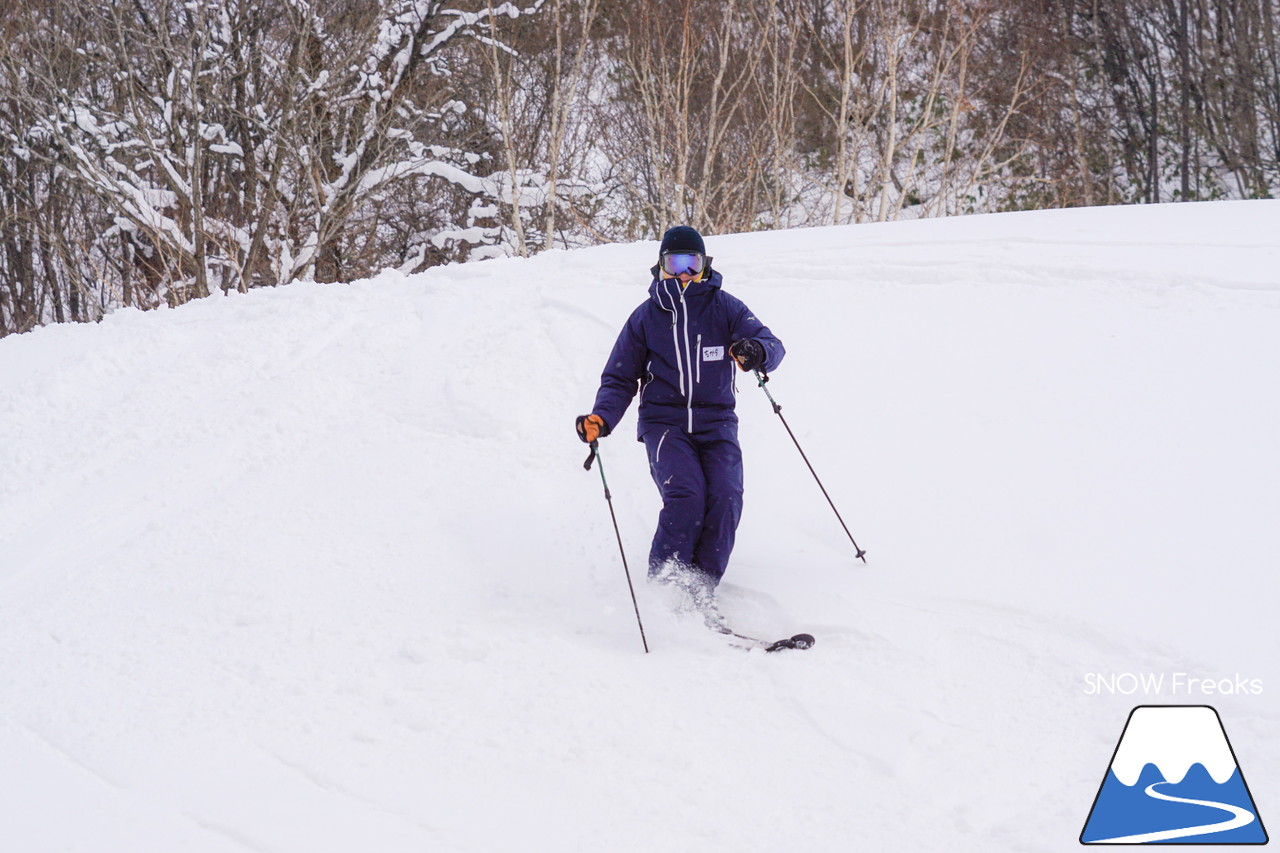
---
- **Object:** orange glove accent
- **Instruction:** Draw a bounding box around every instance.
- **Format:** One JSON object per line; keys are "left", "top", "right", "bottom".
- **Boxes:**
{"left": 576, "top": 414, "right": 607, "bottom": 443}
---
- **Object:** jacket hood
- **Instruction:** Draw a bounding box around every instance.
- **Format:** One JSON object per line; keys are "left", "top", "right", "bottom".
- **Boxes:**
{"left": 647, "top": 264, "right": 722, "bottom": 302}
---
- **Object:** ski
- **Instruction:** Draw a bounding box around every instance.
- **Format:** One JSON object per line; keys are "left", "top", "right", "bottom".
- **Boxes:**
{"left": 721, "top": 629, "right": 816, "bottom": 653}
{"left": 766, "top": 633, "right": 816, "bottom": 652}
{"left": 698, "top": 604, "right": 815, "bottom": 652}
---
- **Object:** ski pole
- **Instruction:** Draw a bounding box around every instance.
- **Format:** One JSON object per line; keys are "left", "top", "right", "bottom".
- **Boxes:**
{"left": 753, "top": 369, "right": 867, "bottom": 563}
{"left": 584, "top": 440, "right": 649, "bottom": 652}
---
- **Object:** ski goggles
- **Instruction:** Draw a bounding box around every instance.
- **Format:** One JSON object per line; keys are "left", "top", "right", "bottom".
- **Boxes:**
{"left": 660, "top": 252, "right": 706, "bottom": 277}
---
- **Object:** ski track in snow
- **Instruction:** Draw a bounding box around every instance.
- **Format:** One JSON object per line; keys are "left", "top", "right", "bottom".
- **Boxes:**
{"left": 1, "top": 200, "right": 1278, "bottom": 852}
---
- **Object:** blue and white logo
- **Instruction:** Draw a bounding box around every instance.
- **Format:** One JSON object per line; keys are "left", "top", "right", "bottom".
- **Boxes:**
{"left": 1081, "top": 705, "right": 1268, "bottom": 844}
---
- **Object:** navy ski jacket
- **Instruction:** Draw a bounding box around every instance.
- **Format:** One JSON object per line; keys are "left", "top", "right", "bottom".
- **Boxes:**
{"left": 591, "top": 266, "right": 784, "bottom": 439}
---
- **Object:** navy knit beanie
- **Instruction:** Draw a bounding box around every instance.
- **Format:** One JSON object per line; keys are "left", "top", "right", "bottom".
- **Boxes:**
{"left": 660, "top": 225, "right": 705, "bottom": 255}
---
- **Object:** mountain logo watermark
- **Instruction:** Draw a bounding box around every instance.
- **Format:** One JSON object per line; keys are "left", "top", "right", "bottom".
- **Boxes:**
{"left": 1081, "top": 705, "right": 1268, "bottom": 845}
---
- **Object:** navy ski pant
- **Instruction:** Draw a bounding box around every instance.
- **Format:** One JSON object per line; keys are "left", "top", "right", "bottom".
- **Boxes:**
{"left": 642, "top": 424, "right": 744, "bottom": 584}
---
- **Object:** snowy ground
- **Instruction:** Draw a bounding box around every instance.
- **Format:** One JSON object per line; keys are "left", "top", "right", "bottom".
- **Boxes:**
{"left": 2, "top": 200, "right": 1277, "bottom": 852}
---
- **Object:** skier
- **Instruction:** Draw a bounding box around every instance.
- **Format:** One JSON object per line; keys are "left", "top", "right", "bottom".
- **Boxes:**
{"left": 576, "top": 225, "right": 785, "bottom": 624}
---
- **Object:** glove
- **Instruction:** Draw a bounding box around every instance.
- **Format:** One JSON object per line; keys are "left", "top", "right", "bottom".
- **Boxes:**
{"left": 729, "top": 338, "right": 766, "bottom": 372}
{"left": 575, "top": 414, "right": 609, "bottom": 443}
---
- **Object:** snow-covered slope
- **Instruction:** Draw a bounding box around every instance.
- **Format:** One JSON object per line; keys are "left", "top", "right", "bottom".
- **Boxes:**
{"left": 2, "top": 201, "right": 1277, "bottom": 852}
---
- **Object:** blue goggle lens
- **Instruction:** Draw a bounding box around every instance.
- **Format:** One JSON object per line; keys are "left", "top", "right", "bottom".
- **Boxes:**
{"left": 661, "top": 252, "right": 705, "bottom": 276}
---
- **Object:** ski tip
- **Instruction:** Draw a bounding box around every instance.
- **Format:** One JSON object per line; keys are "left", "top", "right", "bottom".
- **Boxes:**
{"left": 762, "top": 633, "right": 816, "bottom": 653}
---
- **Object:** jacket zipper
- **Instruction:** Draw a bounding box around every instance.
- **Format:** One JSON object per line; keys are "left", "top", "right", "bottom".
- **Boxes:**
{"left": 657, "top": 280, "right": 697, "bottom": 433}
{"left": 678, "top": 285, "right": 694, "bottom": 432}
{"left": 661, "top": 283, "right": 685, "bottom": 399}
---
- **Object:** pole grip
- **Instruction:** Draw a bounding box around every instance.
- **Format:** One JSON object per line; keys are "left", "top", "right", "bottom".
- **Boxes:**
{"left": 754, "top": 369, "right": 782, "bottom": 414}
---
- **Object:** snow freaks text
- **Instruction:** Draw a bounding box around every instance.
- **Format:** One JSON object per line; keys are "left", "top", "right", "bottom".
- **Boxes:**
{"left": 1083, "top": 673, "right": 1264, "bottom": 697}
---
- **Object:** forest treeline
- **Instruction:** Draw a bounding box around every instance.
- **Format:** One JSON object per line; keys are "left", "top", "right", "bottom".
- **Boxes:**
{"left": 2, "top": 0, "right": 1277, "bottom": 335}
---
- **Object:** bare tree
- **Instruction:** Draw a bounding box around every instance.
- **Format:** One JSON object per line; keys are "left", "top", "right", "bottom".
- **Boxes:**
{"left": 602, "top": 0, "right": 771, "bottom": 236}
{"left": 2, "top": 0, "right": 542, "bottom": 332}
{"left": 4, "top": 0, "right": 1278, "bottom": 338}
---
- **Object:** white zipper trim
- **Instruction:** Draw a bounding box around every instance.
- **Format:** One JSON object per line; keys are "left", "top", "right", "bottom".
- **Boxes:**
{"left": 696, "top": 333, "right": 702, "bottom": 385}
{"left": 655, "top": 428, "right": 669, "bottom": 462}
{"left": 659, "top": 283, "right": 685, "bottom": 397}
{"left": 678, "top": 285, "right": 694, "bottom": 432}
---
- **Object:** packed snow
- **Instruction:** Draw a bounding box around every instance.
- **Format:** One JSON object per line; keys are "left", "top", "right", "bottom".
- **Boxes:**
{"left": 2, "top": 201, "right": 1277, "bottom": 852}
